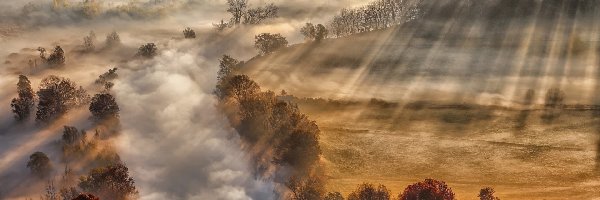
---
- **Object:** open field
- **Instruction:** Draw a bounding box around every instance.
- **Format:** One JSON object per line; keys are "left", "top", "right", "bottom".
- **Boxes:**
{"left": 296, "top": 99, "right": 600, "bottom": 199}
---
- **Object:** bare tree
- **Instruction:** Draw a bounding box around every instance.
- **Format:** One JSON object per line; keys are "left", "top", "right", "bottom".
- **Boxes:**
{"left": 227, "top": 0, "right": 248, "bottom": 25}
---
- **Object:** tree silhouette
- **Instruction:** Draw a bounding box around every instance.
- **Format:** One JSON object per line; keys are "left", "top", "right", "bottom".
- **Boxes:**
{"left": 478, "top": 187, "right": 500, "bottom": 200}
{"left": 36, "top": 75, "right": 90, "bottom": 123}
{"left": 137, "top": 43, "right": 158, "bottom": 58}
{"left": 79, "top": 163, "right": 139, "bottom": 200}
{"left": 105, "top": 31, "right": 121, "bottom": 47}
{"left": 71, "top": 193, "right": 99, "bottom": 200}
{"left": 348, "top": 183, "right": 391, "bottom": 200}
{"left": 46, "top": 46, "right": 65, "bottom": 66}
{"left": 254, "top": 33, "right": 288, "bottom": 55}
{"left": 324, "top": 192, "right": 344, "bottom": 200}
{"left": 89, "top": 93, "right": 120, "bottom": 121}
{"left": 11, "top": 75, "right": 35, "bottom": 121}
{"left": 399, "top": 179, "right": 455, "bottom": 200}
{"left": 183, "top": 27, "right": 196, "bottom": 39}
{"left": 27, "top": 152, "right": 52, "bottom": 178}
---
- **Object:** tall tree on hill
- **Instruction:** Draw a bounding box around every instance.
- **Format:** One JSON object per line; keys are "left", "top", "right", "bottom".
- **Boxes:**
{"left": 11, "top": 75, "right": 35, "bottom": 121}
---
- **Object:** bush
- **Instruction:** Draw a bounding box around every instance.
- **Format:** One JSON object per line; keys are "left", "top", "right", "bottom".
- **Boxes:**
{"left": 183, "top": 27, "right": 196, "bottom": 39}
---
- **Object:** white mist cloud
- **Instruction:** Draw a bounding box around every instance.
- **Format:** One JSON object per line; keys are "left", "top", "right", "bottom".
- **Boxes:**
{"left": 114, "top": 42, "right": 275, "bottom": 200}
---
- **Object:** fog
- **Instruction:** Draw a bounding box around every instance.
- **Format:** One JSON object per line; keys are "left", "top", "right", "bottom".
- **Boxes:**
{"left": 0, "top": 0, "right": 367, "bottom": 199}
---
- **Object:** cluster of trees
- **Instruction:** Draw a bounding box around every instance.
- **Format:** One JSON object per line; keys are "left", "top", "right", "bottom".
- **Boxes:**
{"left": 316, "top": 179, "right": 499, "bottom": 200}
{"left": 37, "top": 46, "right": 66, "bottom": 66}
{"left": 300, "top": 23, "right": 328, "bottom": 42}
{"left": 215, "top": 55, "right": 323, "bottom": 197}
{"left": 254, "top": 33, "right": 288, "bottom": 55}
{"left": 95, "top": 68, "right": 118, "bottom": 91}
{"left": 329, "top": 0, "right": 422, "bottom": 37}
{"left": 35, "top": 75, "right": 90, "bottom": 123}
{"left": 215, "top": 0, "right": 278, "bottom": 30}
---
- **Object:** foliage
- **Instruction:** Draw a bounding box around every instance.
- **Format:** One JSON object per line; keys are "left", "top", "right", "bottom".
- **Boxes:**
{"left": 183, "top": 27, "right": 196, "bottom": 39}
{"left": 225, "top": 0, "right": 277, "bottom": 26}
{"left": 89, "top": 93, "right": 120, "bottom": 121}
{"left": 347, "top": 183, "right": 391, "bottom": 200}
{"left": 83, "top": 31, "right": 96, "bottom": 52}
{"left": 95, "top": 67, "right": 118, "bottom": 91}
{"left": 399, "top": 179, "right": 455, "bottom": 200}
{"left": 46, "top": 46, "right": 66, "bottom": 66}
{"left": 79, "top": 163, "right": 139, "bottom": 200}
{"left": 59, "top": 187, "right": 79, "bottom": 200}
{"left": 36, "top": 75, "right": 90, "bottom": 123}
{"left": 287, "top": 175, "right": 325, "bottom": 200}
{"left": 27, "top": 152, "right": 52, "bottom": 178}
{"left": 254, "top": 33, "right": 288, "bottom": 55}
{"left": 105, "top": 31, "right": 121, "bottom": 47}
{"left": 324, "top": 192, "right": 345, "bottom": 200}
{"left": 478, "top": 187, "right": 500, "bottom": 200}
{"left": 72, "top": 193, "right": 100, "bottom": 200}
{"left": 137, "top": 43, "right": 158, "bottom": 58}
{"left": 301, "top": 23, "right": 328, "bottom": 41}
{"left": 329, "top": 0, "right": 422, "bottom": 37}
{"left": 215, "top": 55, "right": 242, "bottom": 99}
{"left": 11, "top": 75, "right": 35, "bottom": 121}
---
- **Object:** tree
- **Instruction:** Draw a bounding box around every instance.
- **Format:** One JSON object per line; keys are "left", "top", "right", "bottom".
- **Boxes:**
{"left": 347, "top": 183, "right": 391, "bottom": 200}
{"left": 215, "top": 55, "right": 241, "bottom": 99}
{"left": 36, "top": 75, "right": 90, "bottom": 123}
{"left": 544, "top": 88, "right": 564, "bottom": 108}
{"left": 71, "top": 194, "right": 100, "bottom": 200}
{"left": 89, "top": 93, "right": 120, "bottom": 121}
{"left": 105, "top": 31, "right": 121, "bottom": 47}
{"left": 62, "top": 126, "right": 82, "bottom": 146}
{"left": 213, "top": 19, "right": 230, "bottom": 31}
{"left": 46, "top": 46, "right": 65, "bottom": 66}
{"left": 183, "top": 27, "right": 196, "bottom": 39}
{"left": 137, "top": 43, "right": 158, "bottom": 58}
{"left": 287, "top": 176, "right": 325, "bottom": 200}
{"left": 399, "top": 179, "right": 455, "bottom": 200}
{"left": 11, "top": 75, "right": 35, "bottom": 121}
{"left": 95, "top": 68, "right": 118, "bottom": 91}
{"left": 227, "top": 0, "right": 248, "bottom": 25}
{"left": 300, "top": 23, "right": 316, "bottom": 41}
{"left": 478, "top": 187, "right": 500, "bottom": 200}
{"left": 83, "top": 31, "right": 96, "bottom": 52}
{"left": 27, "top": 152, "right": 52, "bottom": 178}
{"left": 254, "top": 33, "right": 288, "bottom": 55}
{"left": 79, "top": 163, "right": 139, "bottom": 200}
{"left": 324, "top": 192, "right": 345, "bottom": 200}
{"left": 243, "top": 3, "right": 278, "bottom": 24}
{"left": 314, "top": 24, "right": 328, "bottom": 41}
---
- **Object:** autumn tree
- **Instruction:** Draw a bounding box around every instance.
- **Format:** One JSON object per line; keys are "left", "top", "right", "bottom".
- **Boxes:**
{"left": 324, "top": 192, "right": 344, "bottom": 200}
{"left": 347, "top": 183, "right": 391, "bottom": 200}
{"left": 137, "top": 43, "right": 158, "bottom": 58}
{"left": 254, "top": 33, "right": 288, "bottom": 55}
{"left": 105, "top": 31, "right": 121, "bottom": 47}
{"left": 11, "top": 75, "right": 35, "bottom": 121}
{"left": 89, "top": 93, "right": 120, "bottom": 121}
{"left": 399, "top": 179, "right": 455, "bottom": 200}
{"left": 72, "top": 193, "right": 100, "bottom": 200}
{"left": 36, "top": 75, "right": 90, "bottom": 123}
{"left": 478, "top": 187, "right": 500, "bottom": 200}
{"left": 215, "top": 55, "right": 242, "bottom": 99}
{"left": 183, "top": 27, "right": 196, "bottom": 39}
{"left": 46, "top": 46, "right": 66, "bottom": 66}
{"left": 27, "top": 151, "right": 52, "bottom": 178}
{"left": 79, "top": 163, "right": 139, "bottom": 200}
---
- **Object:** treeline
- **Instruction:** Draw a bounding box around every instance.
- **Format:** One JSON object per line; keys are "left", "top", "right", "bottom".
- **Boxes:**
{"left": 214, "top": 0, "right": 279, "bottom": 31}
{"left": 329, "top": 0, "right": 422, "bottom": 38}
{"left": 10, "top": 67, "right": 138, "bottom": 200}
